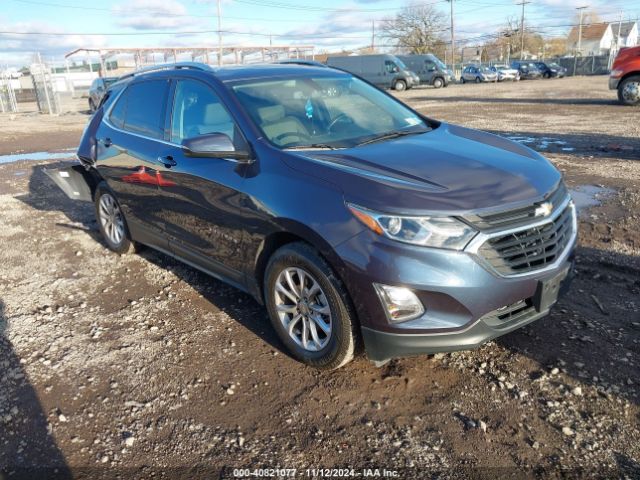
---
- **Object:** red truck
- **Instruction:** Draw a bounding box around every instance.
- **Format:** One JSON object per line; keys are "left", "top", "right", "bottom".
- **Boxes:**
{"left": 609, "top": 46, "right": 640, "bottom": 106}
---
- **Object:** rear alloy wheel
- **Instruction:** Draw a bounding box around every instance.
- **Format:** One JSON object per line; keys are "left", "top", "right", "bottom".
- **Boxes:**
{"left": 393, "top": 79, "right": 407, "bottom": 91}
{"left": 618, "top": 75, "right": 640, "bottom": 106}
{"left": 433, "top": 77, "right": 444, "bottom": 89}
{"left": 264, "top": 243, "right": 358, "bottom": 369}
{"left": 95, "top": 185, "right": 135, "bottom": 254}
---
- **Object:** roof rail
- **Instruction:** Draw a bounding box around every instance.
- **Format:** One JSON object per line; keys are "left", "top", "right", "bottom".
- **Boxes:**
{"left": 118, "top": 62, "right": 213, "bottom": 80}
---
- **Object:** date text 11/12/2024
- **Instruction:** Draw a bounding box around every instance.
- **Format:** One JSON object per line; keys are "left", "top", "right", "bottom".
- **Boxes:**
{"left": 229, "top": 468, "right": 400, "bottom": 478}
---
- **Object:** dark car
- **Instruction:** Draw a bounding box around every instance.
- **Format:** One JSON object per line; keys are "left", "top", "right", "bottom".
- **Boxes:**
{"left": 510, "top": 61, "right": 543, "bottom": 80}
{"left": 88, "top": 76, "right": 118, "bottom": 112}
{"left": 533, "top": 62, "right": 567, "bottom": 79}
{"left": 48, "top": 62, "right": 576, "bottom": 369}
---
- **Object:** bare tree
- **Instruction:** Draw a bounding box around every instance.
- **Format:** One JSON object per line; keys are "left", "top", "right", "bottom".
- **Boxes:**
{"left": 380, "top": 2, "right": 448, "bottom": 54}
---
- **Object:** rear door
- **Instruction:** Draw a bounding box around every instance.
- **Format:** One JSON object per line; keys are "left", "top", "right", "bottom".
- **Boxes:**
{"left": 152, "top": 77, "right": 249, "bottom": 285}
{"left": 94, "top": 78, "right": 171, "bottom": 248}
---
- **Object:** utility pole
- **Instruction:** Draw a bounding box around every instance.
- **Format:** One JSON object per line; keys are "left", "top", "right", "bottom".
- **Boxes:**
{"left": 217, "top": 0, "right": 223, "bottom": 66}
{"left": 371, "top": 20, "right": 375, "bottom": 51}
{"left": 447, "top": 0, "right": 455, "bottom": 71}
{"left": 616, "top": 11, "right": 623, "bottom": 50}
{"left": 516, "top": 1, "right": 531, "bottom": 60}
{"left": 573, "top": 6, "right": 588, "bottom": 76}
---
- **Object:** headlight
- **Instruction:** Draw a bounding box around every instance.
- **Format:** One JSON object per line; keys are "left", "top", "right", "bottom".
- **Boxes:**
{"left": 610, "top": 69, "right": 624, "bottom": 78}
{"left": 348, "top": 204, "right": 477, "bottom": 250}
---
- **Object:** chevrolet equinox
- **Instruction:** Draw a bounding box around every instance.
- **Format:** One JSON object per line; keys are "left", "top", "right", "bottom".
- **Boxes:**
{"left": 50, "top": 62, "right": 576, "bottom": 369}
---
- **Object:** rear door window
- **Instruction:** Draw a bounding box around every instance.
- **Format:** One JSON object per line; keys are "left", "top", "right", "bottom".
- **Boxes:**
{"left": 123, "top": 80, "right": 169, "bottom": 139}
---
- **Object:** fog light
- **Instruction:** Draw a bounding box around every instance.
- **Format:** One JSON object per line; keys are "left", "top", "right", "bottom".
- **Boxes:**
{"left": 373, "top": 283, "right": 425, "bottom": 323}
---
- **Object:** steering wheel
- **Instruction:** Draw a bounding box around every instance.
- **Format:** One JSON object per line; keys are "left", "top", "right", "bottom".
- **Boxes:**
{"left": 327, "top": 113, "right": 354, "bottom": 133}
{"left": 276, "top": 132, "right": 313, "bottom": 147}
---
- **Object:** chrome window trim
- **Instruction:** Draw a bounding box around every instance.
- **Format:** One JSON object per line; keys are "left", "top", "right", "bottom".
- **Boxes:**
{"left": 465, "top": 196, "right": 577, "bottom": 279}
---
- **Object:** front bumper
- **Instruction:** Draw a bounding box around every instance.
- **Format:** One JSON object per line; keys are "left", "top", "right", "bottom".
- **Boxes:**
{"left": 335, "top": 206, "right": 577, "bottom": 362}
{"left": 609, "top": 76, "right": 621, "bottom": 90}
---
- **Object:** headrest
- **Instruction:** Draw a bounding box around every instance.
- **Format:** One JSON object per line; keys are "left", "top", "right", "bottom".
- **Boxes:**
{"left": 257, "top": 105, "right": 285, "bottom": 124}
{"left": 203, "top": 103, "right": 229, "bottom": 124}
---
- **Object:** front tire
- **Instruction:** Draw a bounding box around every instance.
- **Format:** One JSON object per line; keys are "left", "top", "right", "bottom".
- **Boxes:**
{"left": 618, "top": 75, "right": 640, "bottom": 106}
{"left": 393, "top": 79, "right": 407, "bottom": 91}
{"left": 432, "top": 77, "right": 444, "bottom": 89}
{"left": 95, "top": 184, "right": 135, "bottom": 254}
{"left": 475, "top": 77, "right": 481, "bottom": 83}
{"left": 264, "top": 243, "right": 358, "bottom": 370}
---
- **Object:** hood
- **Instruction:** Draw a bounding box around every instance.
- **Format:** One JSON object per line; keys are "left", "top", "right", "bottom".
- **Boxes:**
{"left": 284, "top": 123, "right": 561, "bottom": 215}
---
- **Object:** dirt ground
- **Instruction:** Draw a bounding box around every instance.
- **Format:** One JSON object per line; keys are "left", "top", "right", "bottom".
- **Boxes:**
{"left": 0, "top": 76, "right": 639, "bottom": 479}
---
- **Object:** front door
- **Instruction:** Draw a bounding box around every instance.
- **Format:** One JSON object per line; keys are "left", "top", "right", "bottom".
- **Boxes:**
{"left": 153, "top": 78, "right": 250, "bottom": 285}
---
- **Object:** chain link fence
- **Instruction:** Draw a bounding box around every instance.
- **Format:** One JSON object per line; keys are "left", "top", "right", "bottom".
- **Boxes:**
{"left": 30, "top": 64, "right": 60, "bottom": 115}
{"left": 547, "top": 55, "right": 611, "bottom": 76}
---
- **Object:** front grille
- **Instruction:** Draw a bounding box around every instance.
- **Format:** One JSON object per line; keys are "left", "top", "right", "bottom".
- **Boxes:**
{"left": 478, "top": 204, "right": 574, "bottom": 275}
{"left": 464, "top": 183, "right": 568, "bottom": 231}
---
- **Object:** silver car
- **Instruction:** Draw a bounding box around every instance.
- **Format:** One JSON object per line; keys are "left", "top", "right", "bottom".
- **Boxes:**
{"left": 460, "top": 66, "right": 498, "bottom": 83}
{"left": 490, "top": 65, "right": 520, "bottom": 82}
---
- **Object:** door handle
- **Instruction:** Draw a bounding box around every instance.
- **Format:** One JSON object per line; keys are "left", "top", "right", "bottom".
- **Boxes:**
{"left": 157, "top": 155, "right": 177, "bottom": 168}
{"left": 101, "top": 137, "right": 112, "bottom": 148}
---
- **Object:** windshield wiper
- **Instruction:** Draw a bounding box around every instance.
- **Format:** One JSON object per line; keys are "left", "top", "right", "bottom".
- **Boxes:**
{"left": 356, "top": 129, "right": 426, "bottom": 147}
{"left": 283, "top": 143, "right": 339, "bottom": 150}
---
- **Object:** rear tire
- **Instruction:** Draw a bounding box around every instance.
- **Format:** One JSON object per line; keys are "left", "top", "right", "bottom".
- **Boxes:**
{"left": 618, "top": 75, "right": 640, "bottom": 106}
{"left": 264, "top": 243, "right": 358, "bottom": 370}
{"left": 94, "top": 184, "right": 136, "bottom": 255}
{"left": 543, "top": 72, "right": 551, "bottom": 79}
{"left": 460, "top": 77, "right": 466, "bottom": 84}
{"left": 432, "top": 77, "right": 444, "bottom": 89}
{"left": 393, "top": 79, "right": 407, "bottom": 91}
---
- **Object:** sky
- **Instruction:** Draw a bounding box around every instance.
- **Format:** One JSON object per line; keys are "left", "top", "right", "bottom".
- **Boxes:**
{"left": 1, "top": 0, "right": 639, "bottom": 67}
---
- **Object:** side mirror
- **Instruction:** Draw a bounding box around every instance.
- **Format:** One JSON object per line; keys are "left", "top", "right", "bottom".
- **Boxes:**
{"left": 182, "top": 133, "right": 252, "bottom": 163}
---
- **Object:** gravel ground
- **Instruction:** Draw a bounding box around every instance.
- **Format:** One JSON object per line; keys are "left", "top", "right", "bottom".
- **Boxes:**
{"left": 0, "top": 75, "right": 639, "bottom": 479}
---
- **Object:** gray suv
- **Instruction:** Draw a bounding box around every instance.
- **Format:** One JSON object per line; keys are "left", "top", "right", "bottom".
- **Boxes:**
{"left": 51, "top": 63, "right": 576, "bottom": 369}
{"left": 88, "top": 76, "right": 117, "bottom": 112}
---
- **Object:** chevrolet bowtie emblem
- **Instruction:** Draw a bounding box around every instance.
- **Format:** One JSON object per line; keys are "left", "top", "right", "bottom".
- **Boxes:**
{"left": 534, "top": 202, "right": 553, "bottom": 217}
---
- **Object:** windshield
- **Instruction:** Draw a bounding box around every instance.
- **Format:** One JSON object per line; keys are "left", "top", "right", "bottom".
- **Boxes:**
{"left": 395, "top": 58, "right": 408, "bottom": 70}
{"left": 231, "top": 74, "right": 430, "bottom": 149}
{"left": 434, "top": 58, "right": 447, "bottom": 70}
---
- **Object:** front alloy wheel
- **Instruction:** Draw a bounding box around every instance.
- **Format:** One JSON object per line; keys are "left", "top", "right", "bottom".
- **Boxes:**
{"left": 264, "top": 243, "right": 358, "bottom": 369}
{"left": 618, "top": 75, "right": 640, "bottom": 106}
{"left": 274, "top": 267, "right": 332, "bottom": 352}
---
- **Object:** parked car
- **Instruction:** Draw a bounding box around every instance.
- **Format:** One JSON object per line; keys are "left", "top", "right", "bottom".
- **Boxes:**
{"left": 326, "top": 54, "right": 419, "bottom": 91}
{"left": 510, "top": 61, "right": 543, "bottom": 80}
{"left": 460, "top": 65, "right": 498, "bottom": 83}
{"left": 88, "top": 76, "right": 118, "bottom": 112}
{"left": 489, "top": 64, "right": 520, "bottom": 82}
{"left": 609, "top": 46, "right": 640, "bottom": 106}
{"left": 48, "top": 62, "right": 576, "bottom": 369}
{"left": 397, "top": 54, "right": 454, "bottom": 88}
{"left": 533, "top": 61, "right": 567, "bottom": 78}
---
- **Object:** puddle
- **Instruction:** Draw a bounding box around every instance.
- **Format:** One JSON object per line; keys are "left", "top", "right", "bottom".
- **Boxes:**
{"left": 507, "top": 135, "right": 574, "bottom": 153}
{"left": 0, "top": 149, "right": 75, "bottom": 165}
{"left": 570, "top": 185, "right": 614, "bottom": 213}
